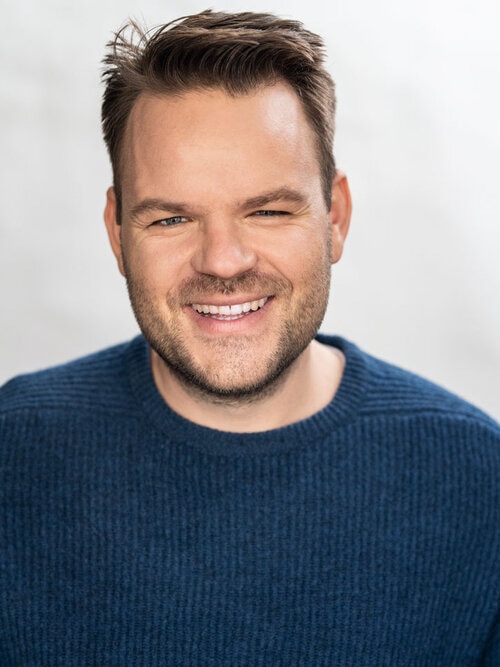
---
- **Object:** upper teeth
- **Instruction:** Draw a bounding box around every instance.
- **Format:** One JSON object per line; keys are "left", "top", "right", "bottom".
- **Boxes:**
{"left": 192, "top": 297, "right": 268, "bottom": 315}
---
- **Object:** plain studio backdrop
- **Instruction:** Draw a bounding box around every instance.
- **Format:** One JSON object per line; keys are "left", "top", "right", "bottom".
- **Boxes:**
{"left": 1, "top": 0, "right": 499, "bottom": 420}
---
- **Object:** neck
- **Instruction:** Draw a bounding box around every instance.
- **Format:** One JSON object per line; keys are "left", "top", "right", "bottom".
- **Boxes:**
{"left": 150, "top": 340, "right": 345, "bottom": 433}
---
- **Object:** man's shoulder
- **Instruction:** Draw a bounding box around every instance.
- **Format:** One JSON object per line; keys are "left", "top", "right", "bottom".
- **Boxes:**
{"left": 0, "top": 336, "right": 144, "bottom": 416}
{"left": 321, "top": 334, "right": 499, "bottom": 434}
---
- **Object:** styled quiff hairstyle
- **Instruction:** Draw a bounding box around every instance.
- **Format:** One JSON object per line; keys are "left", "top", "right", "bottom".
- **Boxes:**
{"left": 101, "top": 10, "right": 336, "bottom": 216}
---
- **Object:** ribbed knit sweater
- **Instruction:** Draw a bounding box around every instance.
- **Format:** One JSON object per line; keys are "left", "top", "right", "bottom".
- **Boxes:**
{"left": 1, "top": 334, "right": 499, "bottom": 666}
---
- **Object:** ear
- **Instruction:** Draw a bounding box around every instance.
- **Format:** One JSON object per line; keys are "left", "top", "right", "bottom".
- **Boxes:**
{"left": 329, "top": 171, "right": 352, "bottom": 264}
{"left": 104, "top": 187, "right": 125, "bottom": 276}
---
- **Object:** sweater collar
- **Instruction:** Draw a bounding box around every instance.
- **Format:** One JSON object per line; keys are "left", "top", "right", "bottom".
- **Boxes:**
{"left": 126, "top": 333, "right": 368, "bottom": 456}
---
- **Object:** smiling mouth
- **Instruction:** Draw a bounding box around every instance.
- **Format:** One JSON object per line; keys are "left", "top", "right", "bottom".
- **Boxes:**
{"left": 191, "top": 297, "right": 269, "bottom": 320}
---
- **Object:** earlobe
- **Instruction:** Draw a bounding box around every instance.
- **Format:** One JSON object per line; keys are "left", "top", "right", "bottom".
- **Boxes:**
{"left": 329, "top": 171, "right": 352, "bottom": 264}
{"left": 103, "top": 187, "right": 125, "bottom": 276}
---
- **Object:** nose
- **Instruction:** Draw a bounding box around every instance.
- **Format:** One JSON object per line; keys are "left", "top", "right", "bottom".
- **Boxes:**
{"left": 190, "top": 218, "right": 258, "bottom": 279}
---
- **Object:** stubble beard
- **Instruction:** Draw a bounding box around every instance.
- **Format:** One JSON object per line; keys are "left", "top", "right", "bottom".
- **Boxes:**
{"left": 123, "top": 261, "right": 332, "bottom": 406}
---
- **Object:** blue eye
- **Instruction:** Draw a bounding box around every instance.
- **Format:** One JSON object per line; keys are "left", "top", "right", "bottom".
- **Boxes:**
{"left": 253, "top": 210, "right": 289, "bottom": 217}
{"left": 154, "top": 216, "right": 188, "bottom": 227}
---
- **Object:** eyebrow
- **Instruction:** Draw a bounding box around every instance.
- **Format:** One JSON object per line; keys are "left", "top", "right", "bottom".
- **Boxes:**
{"left": 128, "top": 187, "right": 308, "bottom": 222}
{"left": 129, "top": 198, "right": 189, "bottom": 222}
{"left": 240, "top": 187, "right": 308, "bottom": 210}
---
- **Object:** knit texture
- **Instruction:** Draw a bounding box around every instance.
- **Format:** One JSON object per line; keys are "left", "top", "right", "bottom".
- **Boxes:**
{"left": 1, "top": 334, "right": 499, "bottom": 666}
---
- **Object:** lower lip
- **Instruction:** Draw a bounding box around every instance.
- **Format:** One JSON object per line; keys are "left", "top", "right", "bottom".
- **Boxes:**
{"left": 185, "top": 299, "right": 272, "bottom": 335}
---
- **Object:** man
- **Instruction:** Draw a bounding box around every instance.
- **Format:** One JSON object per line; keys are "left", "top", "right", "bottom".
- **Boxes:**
{"left": 1, "top": 10, "right": 499, "bottom": 665}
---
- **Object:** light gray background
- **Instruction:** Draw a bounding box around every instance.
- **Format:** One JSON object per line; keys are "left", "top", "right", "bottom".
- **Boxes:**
{"left": 1, "top": 0, "right": 499, "bottom": 420}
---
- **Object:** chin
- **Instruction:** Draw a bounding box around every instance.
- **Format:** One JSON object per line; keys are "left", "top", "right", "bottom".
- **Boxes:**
{"left": 152, "top": 339, "right": 299, "bottom": 405}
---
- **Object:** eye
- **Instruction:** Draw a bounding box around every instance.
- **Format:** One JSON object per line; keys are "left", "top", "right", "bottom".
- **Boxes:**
{"left": 252, "top": 210, "right": 290, "bottom": 217}
{"left": 152, "top": 215, "right": 189, "bottom": 227}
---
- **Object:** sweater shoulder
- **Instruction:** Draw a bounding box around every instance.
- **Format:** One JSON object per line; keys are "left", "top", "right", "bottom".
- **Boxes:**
{"left": 0, "top": 337, "right": 141, "bottom": 415}
{"left": 318, "top": 335, "right": 498, "bottom": 433}
{"left": 358, "top": 346, "right": 498, "bottom": 430}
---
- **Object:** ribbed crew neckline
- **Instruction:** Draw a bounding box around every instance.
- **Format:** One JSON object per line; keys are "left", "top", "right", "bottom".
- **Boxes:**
{"left": 126, "top": 334, "right": 368, "bottom": 456}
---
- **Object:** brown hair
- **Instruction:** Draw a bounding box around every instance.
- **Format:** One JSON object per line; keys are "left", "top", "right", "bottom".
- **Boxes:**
{"left": 101, "top": 10, "right": 336, "bottom": 216}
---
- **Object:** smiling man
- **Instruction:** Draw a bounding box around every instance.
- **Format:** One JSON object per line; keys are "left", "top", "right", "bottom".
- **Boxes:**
{"left": 1, "top": 10, "right": 499, "bottom": 666}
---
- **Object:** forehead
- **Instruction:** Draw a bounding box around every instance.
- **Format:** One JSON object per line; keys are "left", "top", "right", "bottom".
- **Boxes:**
{"left": 120, "top": 83, "right": 321, "bottom": 202}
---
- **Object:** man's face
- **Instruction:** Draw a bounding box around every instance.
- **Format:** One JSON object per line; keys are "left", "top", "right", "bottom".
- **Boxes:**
{"left": 105, "top": 83, "right": 350, "bottom": 401}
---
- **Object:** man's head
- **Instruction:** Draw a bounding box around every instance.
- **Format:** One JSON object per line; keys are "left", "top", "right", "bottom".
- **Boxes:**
{"left": 101, "top": 9, "right": 337, "bottom": 219}
{"left": 101, "top": 11, "right": 351, "bottom": 407}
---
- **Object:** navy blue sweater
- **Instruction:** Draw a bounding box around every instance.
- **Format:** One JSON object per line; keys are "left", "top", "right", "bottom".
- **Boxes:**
{"left": 1, "top": 335, "right": 499, "bottom": 665}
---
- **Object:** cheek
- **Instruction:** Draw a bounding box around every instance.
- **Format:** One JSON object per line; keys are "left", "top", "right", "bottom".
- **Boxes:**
{"left": 122, "top": 237, "right": 183, "bottom": 290}
{"left": 270, "top": 228, "right": 331, "bottom": 279}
